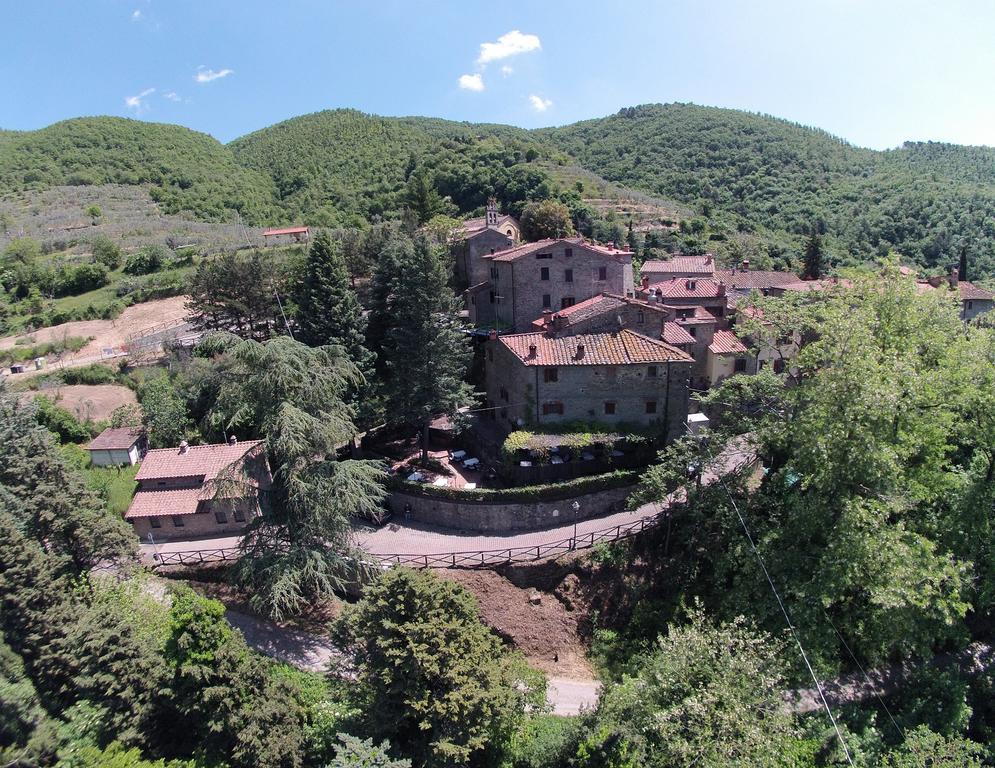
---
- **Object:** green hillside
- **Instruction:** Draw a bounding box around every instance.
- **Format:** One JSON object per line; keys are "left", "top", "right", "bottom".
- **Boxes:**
{"left": 229, "top": 109, "right": 553, "bottom": 226}
{"left": 0, "top": 117, "right": 278, "bottom": 223}
{"left": 539, "top": 103, "right": 995, "bottom": 274}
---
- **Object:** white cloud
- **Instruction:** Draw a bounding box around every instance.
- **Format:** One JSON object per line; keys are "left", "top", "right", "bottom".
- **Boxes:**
{"left": 125, "top": 87, "right": 155, "bottom": 113}
{"left": 477, "top": 30, "right": 541, "bottom": 65}
{"left": 131, "top": 9, "right": 141, "bottom": 20}
{"left": 194, "top": 67, "right": 234, "bottom": 83}
{"left": 163, "top": 91, "right": 181, "bottom": 102}
{"left": 501, "top": 65, "right": 513, "bottom": 76}
{"left": 458, "top": 73, "right": 485, "bottom": 92}
{"left": 529, "top": 94, "right": 552, "bottom": 113}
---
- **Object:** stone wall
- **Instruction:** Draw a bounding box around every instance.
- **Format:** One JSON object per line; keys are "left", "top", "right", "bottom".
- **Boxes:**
{"left": 388, "top": 483, "right": 636, "bottom": 533}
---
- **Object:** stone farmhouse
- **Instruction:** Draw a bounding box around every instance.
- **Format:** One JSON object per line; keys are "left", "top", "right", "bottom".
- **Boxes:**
{"left": 636, "top": 275, "right": 730, "bottom": 318}
{"left": 466, "top": 236, "right": 635, "bottom": 332}
{"left": 485, "top": 327, "right": 692, "bottom": 442}
{"left": 125, "top": 437, "right": 271, "bottom": 541}
{"left": 915, "top": 269, "right": 995, "bottom": 321}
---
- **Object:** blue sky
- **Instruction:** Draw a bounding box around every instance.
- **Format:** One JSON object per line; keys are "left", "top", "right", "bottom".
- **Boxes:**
{"left": 2, "top": 0, "right": 994, "bottom": 149}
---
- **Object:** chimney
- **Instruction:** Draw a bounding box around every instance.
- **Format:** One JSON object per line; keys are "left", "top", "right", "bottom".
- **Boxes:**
{"left": 528, "top": 343, "right": 537, "bottom": 358}
{"left": 607, "top": 241, "right": 615, "bottom": 250}
{"left": 486, "top": 197, "right": 499, "bottom": 228}
{"left": 641, "top": 274, "right": 650, "bottom": 290}
{"left": 178, "top": 440, "right": 189, "bottom": 455}
{"left": 228, "top": 435, "right": 237, "bottom": 445}
{"left": 542, "top": 309, "right": 553, "bottom": 328}
{"left": 575, "top": 342, "right": 585, "bottom": 359}
{"left": 705, "top": 253, "right": 713, "bottom": 264}
{"left": 488, "top": 329, "right": 498, "bottom": 341}
{"left": 741, "top": 259, "right": 750, "bottom": 272}
{"left": 717, "top": 281, "right": 727, "bottom": 297}
{"left": 949, "top": 266, "right": 959, "bottom": 288}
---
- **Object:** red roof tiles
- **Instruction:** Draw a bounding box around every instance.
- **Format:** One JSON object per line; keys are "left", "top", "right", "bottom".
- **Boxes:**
{"left": 708, "top": 330, "right": 749, "bottom": 355}
{"left": 263, "top": 226, "right": 309, "bottom": 236}
{"left": 87, "top": 427, "right": 144, "bottom": 451}
{"left": 648, "top": 277, "right": 726, "bottom": 299}
{"left": 125, "top": 487, "right": 206, "bottom": 519}
{"left": 499, "top": 329, "right": 691, "bottom": 366}
{"left": 641, "top": 255, "right": 715, "bottom": 275}
{"left": 485, "top": 237, "right": 633, "bottom": 263}
{"left": 135, "top": 440, "right": 265, "bottom": 482}
{"left": 662, "top": 322, "right": 696, "bottom": 345}
{"left": 714, "top": 269, "right": 801, "bottom": 291}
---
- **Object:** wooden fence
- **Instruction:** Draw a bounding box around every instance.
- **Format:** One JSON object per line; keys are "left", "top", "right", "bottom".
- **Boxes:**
{"left": 150, "top": 514, "right": 661, "bottom": 570}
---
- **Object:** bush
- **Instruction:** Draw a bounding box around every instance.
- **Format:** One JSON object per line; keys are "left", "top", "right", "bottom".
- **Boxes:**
{"left": 53, "top": 262, "right": 109, "bottom": 297}
{"left": 123, "top": 244, "right": 173, "bottom": 276}
{"left": 33, "top": 395, "right": 94, "bottom": 444}
{"left": 389, "top": 469, "right": 638, "bottom": 502}
{"left": 90, "top": 235, "right": 121, "bottom": 270}
{"left": 61, "top": 363, "right": 119, "bottom": 386}
{"left": 503, "top": 715, "right": 581, "bottom": 768}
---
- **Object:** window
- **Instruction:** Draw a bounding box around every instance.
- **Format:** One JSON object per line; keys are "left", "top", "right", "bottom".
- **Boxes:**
{"left": 688, "top": 327, "right": 697, "bottom": 337}
{"left": 564, "top": 248, "right": 573, "bottom": 258}
{"left": 171, "top": 515, "right": 185, "bottom": 528}
{"left": 150, "top": 516, "right": 161, "bottom": 529}
{"left": 564, "top": 268, "right": 573, "bottom": 283}
{"left": 637, "top": 311, "right": 644, "bottom": 324}
{"left": 488, "top": 348, "right": 493, "bottom": 362}
{"left": 647, "top": 365, "right": 658, "bottom": 378}
{"left": 490, "top": 266, "right": 499, "bottom": 279}
{"left": 597, "top": 266, "right": 608, "bottom": 281}
{"left": 561, "top": 297, "right": 575, "bottom": 309}
{"left": 500, "top": 386, "right": 509, "bottom": 402}
{"left": 542, "top": 294, "right": 551, "bottom": 308}
{"left": 734, "top": 358, "right": 747, "bottom": 373}
{"left": 542, "top": 402, "right": 564, "bottom": 416}
{"left": 773, "top": 358, "right": 785, "bottom": 374}
{"left": 215, "top": 509, "right": 228, "bottom": 524}
{"left": 686, "top": 279, "right": 696, "bottom": 291}
{"left": 540, "top": 267, "right": 550, "bottom": 281}
{"left": 489, "top": 291, "right": 495, "bottom": 304}
{"left": 645, "top": 401, "right": 657, "bottom": 414}
{"left": 604, "top": 401, "right": 616, "bottom": 415}
{"left": 968, "top": 301, "right": 974, "bottom": 310}
{"left": 544, "top": 368, "right": 559, "bottom": 383}
{"left": 536, "top": 252, "right": 553, "bottom": 260}
{"left": 234, "top": 508, "right": 246, "bottom": 523}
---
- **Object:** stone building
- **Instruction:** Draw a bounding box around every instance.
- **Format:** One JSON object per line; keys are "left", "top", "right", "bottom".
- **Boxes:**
{"left": 915, "top": 269, "right": 995, "bottom": 321}
{"left": 485, "top": 328, "right": 692, "bottom": 442}
{"left": 636, "top": 275, "right": 730, "bottom": 318}
{"left": 475, "top": 237, "right": 635, "bottom": 332}
{"left": 453, "top": 198, "right": 520, "bottom": 290}
{"left": 125, "top": 438, "right": 271, "bottom": 541}
{"left": 715, "top": 262, "right": 802, "bottom": 296}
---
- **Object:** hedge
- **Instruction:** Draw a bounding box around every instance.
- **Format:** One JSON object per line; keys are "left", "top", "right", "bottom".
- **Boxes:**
{"left": 388, "top": 469, "right": 639, "bottom": 503}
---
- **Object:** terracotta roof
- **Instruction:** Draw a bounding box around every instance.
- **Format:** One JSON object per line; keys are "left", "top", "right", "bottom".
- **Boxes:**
{"left": 125, "top": 487, "right": 206, "bottom": 519}
{"left": 662, "top": 322, "right": 696, "bottom": 345}
{"left": 458, "top": 214, "right": 517, "bottom": 236}
{"left": 641, "top": 255, "right": 715, "bottom": 275}
{"left": 714, "top": 269, "right": 800, "bottom": 291}
{"left": 87, "top": 427, "right": 144, "bottom": 451}
{"left": 648, "top": 277, "right": 726, "bottom": 299}
{"left": 135, "top": 440, "right": 265, "bottom": 482}
{"left": 499, "top": 329, "right": 691, "bottom": 366}
{"left": 263, "top": 226, "right": 309, "bottom": 236}
{"left": 708, "top": 330, "right": 749, "bottom": 355}
{"left": 958, "top": 281, "right": 995, "bottom": 301}
{"left": 485, "top": 237, "right": 633, "bottom": 263}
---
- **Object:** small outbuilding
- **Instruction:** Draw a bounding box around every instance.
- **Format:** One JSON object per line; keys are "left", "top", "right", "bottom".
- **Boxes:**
{"left": 87, "top": 427, "right": 147, "bottom": 467}
{"left": 263, "top": 226, "right": 310, "bottom": 246}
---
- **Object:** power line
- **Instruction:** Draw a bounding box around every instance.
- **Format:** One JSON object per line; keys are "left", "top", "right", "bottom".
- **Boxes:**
{"left": 690, "top": 429, "right": 854, "bottom": 765}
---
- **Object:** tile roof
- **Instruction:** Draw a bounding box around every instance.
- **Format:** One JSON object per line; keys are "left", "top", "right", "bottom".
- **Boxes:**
{"left": 125, "top": 487, "right": 206, "bottom": 519}
{"left": 714, "top": 269, "right": 801, "bottom": 291}
{"left": 485, "top": 237, "right": 633, "bottom": 263}
{"left": 708, "top": 330, "right": 749, "bottom": 355}
{"left": 958, "top": 281, "right": 995, "bottom": 301}
{"left": 499, "top": 329, "right": 692, "bottom": 366}
{"left": 458, "top": 214, "right": 517, "bottom": 236}
{"left": 641, "top": 254, "right": 716, "bottom": 275}
{"left": 648, "top": 277, "right": 726, "bottom": 299}
{"left": 87, "top": 427, "right": 144, "bottom": 451}
{"left": 662, "top": 322, "right": 696, "bottom": 345}
{"left": 135, "top": 440, "right": 265, "bottom": 482}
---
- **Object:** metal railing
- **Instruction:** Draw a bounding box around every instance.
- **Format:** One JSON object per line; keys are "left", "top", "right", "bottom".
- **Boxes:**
{"left": 150, "top": 514, "right": 661, "bottom": 570}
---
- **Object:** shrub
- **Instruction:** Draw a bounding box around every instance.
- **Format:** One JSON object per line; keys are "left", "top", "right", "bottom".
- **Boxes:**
{"left": 90, "top": 235, "right": 121, "bottom": 269}
{"left": 123, "top": 244, "right": 173, "bottom": 275}
{"left": 53, "top": 262, "right": 109, "bottom": 296}
{"left": 61, "top": 363, "right": 118, "bottom": 386}
{"left": 389, "top": 469, "right": 638, "bottom": 502}
{"left": 33, "top": 395, "right": 94, "bottom": 444}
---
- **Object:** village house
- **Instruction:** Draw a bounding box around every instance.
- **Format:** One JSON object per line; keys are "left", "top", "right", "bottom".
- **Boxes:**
{"left": 262, "top": 226, "right": 310, "bottom": 246}
{"left": 636, "top": 274, "right": 730, "bottom": 318}
{"left": 453, "top": 198, "right": 520, "bottom": 290}
{"left": 639, "top": 253, "right": 716, "bottom": 282}
{"left": 915, "top": 269, "right": 995, "bottom": 321}
{"left": 125, "top": 437, "right": 271, "bottom": 541}
{"left": 714, "top": 261, "right": 802, "bottom": 296}
{"left": 485, "top": 328, "right": 692, "bottom": 442}
{"left": 87, "top": 426, "right": 146, "bottom": 467}
{"left": 468, "top": 237, "right": 635, "bottom": 332}
{"left": 705, "top": 329, "right": 751, "bottom": 386}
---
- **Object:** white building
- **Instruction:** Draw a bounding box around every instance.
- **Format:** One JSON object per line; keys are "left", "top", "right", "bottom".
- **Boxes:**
{"left": 87, "top": 427, "right": 146, "bottom": 467}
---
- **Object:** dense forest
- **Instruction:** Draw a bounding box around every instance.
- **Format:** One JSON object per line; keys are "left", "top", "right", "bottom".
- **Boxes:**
{"left": 3, "top": 104, "right": 995, "bottom": 276}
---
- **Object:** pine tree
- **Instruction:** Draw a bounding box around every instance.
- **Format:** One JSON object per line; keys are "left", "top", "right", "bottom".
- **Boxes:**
{"left": 295, "top": 231, "right": 373, "bottom": 373}
{"left": 802, "top": 231, "right": 824, "bottom": 280}
{"left": 365, "top": 229, "right": 406, "bottom": 378}
{"left": 958, "top": 245, "right": 969, "bottom": 282}
{"left": 381, "top": 233, "right": 473, "bottom": 459}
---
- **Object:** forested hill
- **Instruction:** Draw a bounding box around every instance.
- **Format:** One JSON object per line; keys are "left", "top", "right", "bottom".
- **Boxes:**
{"left": 3, "top": 105, "right": 995, "bottom": 276}
{"left": 539, "top": 103, "right": 995, "bottom": 274}
{"left": 0, "top": 117, "right": 279, "bottom": 222}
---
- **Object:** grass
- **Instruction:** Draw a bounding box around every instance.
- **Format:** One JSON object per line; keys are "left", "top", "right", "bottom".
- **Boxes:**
{"left": 85, "top": 462, "right": 139, "bottom": 517}
{"left": 0, "top": 335, "right": 91, "bottom": 366}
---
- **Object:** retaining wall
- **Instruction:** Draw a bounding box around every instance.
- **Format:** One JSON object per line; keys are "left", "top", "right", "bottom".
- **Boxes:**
{"left": 388, "top": 483, "right": 635, "bottom": 532}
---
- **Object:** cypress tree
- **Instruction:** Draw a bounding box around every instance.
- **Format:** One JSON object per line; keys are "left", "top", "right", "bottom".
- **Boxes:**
{"left": 802, "top": 231, "right": 824, "bottom": 280}
{"left": 958, "top": 245, "right": 969, "bottom": 282}
{"left": 295, "top": 230, "right": 372, "bottom": 373}
{"left": 381, "top": 233, "right": 473, "bottom": 459}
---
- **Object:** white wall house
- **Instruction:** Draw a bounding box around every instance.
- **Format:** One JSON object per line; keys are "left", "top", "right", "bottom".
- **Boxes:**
{"left": 87, "top": 427, "right": 146, "bottom": 467}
